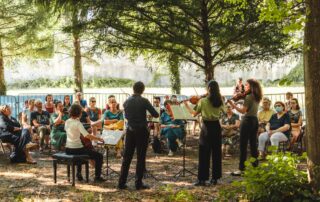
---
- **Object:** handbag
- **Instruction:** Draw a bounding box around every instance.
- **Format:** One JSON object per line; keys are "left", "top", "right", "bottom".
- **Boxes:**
{"left": 80, "top": 135, "right": 94, "bottom": 150}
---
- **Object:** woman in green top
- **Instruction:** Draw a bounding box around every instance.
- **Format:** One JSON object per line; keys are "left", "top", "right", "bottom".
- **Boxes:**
{"left": 50, "top": 101, "right": 69, "bottom": 150}
{"left": 184, "top": 80, "right": 225, "bottom": 186}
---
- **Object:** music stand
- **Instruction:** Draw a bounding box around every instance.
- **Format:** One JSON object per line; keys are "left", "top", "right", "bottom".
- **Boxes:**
{"left": 101, "top": 130, "right": 124, "bottom": 177}
{"left": 173, "top": 119, "right": 197, "bottom": 181}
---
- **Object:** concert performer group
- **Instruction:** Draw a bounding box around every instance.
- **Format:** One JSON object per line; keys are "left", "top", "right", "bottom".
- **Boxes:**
{"left": 35, "top": 78, "right": 262, "bottom": 189}
{"left": 114, "top": 78, "right": 262, "bottom": 189}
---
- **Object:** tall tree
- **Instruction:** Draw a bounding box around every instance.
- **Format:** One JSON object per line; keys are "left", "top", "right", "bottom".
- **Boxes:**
{"left": 90, "top": 0, "right": 296, "bottom": 82}
{"left": 35, "top": 0, "right": 94, "bottom": 93}
{"left": 0, "top": 0, "right": 53, "bottom": 95}
{"left": 304, "top": 0, "right": 320, "bottom": 191}
{"left": 168, "top": 54, "right": 181, "bottom": 94}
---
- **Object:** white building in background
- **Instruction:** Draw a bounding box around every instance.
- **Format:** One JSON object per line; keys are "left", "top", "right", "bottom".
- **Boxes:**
{"left": 5, "top": 54, "right": 299, "bottom": 86}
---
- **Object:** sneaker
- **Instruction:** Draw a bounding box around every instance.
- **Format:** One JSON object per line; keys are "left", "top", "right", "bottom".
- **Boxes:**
{"left": 176, "top": 139, "right": 183, "bottom": 148}
{"left": 168, "top": 150, "right": 174, "bottom": 157}
{"left": 209, "top": 179, "right": 218, "bottom": 185}
{"left": 193, "top": 180, "right": 206, "bottom": 186}
{"left": 231, "top": 170, "right": 243, "bottom": 176}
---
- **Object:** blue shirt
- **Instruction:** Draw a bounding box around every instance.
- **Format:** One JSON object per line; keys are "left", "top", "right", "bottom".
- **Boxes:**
{"left": 269, "top": 113, "right": 291, "bottom": 138}
{"left": 103, "top": 110, "right": 124, "bottom": 121}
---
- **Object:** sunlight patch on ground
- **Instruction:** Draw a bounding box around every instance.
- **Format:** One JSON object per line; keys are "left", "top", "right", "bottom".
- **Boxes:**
{"left": 76, "top": 184, "right": 118, "bottom": 193}
{"left": 0, "top": 171, "right": 36, "bottom": 178}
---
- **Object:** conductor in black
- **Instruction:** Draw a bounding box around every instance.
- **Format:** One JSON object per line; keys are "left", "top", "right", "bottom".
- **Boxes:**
{"left": 118, "top": 81, "right": 159, "bottom": 190}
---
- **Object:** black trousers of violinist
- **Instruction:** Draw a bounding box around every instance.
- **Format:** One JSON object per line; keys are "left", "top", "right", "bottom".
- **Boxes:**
{"left": 198, "top": 120, "right": 222, "bottom": 181}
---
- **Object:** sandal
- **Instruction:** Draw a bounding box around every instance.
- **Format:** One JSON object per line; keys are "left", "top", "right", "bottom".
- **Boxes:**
{"left": 231, "top": 170, "right": 243, "bottom": 176}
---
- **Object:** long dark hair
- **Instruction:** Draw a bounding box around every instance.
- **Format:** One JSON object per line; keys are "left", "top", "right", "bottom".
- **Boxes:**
{"left": 207, "top": 80, "right": 223, "bottom": 108}
{"left": 247, "top": 79, "right": 263, "bottom": 102}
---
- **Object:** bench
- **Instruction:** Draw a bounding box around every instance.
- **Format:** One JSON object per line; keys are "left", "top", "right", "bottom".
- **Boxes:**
{"left": 52, "top": 153, "right": 90, "bottom": 186}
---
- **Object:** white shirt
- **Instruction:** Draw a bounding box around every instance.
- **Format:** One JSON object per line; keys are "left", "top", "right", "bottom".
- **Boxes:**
{"left": 65, "top": 118, "right": 89, "bottom": 148}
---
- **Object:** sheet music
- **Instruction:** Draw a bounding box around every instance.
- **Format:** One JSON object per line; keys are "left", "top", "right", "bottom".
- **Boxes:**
{"left": 170, "top": 105, "right": 197, "bottom": 120}
{"left": 101, "top": 130, "right": 124, "bottom": 146}
{"left": 147, "top": 107, "right": 160, "bottom": 122}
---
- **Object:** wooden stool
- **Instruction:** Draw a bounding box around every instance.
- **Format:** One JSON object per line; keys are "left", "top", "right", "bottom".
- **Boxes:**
{"left": 52, "top": 153, "right": 90, "bottom": 186}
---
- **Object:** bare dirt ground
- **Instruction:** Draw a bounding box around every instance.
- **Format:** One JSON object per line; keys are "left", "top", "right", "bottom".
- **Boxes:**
{"left": 0, "top": 132, "right": 241, "bottom": 202}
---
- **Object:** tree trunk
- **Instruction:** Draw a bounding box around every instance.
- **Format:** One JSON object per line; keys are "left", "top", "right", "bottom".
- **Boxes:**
{"left": 0, "top": 38, "right": 6, "bottom": 95}
{"left": 72, "top": 11, "right": 83, "bottom": 93}
{"left": 304, "top": 0, "right": 320, "bottom": 191}
{"left": 200, "top": 0, "right": 214, "bottom": 83}
{"left": 168, "top": 54, "right": 181, "bottom": 94}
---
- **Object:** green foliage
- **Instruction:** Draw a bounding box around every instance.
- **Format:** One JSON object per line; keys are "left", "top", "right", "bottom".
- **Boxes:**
{"left": 88, "top": 0, "right": 297, "bottom": 81}
{"left": 217, "top": 152, "right": 319, "bottom": 201}
{"left": 279, "top": 59, "right": 304, "bottom": 86}
{"left": 14, "top": 194, "right": 24, "bottom": 202}
{"left": 7, "top": 76, "right": 135, "bottom": 89}
{"left": 82, "top": 192, "right": 94, "bottom": 202}
{"left": 159, "top": 185, "right": 196, "bottom": 202}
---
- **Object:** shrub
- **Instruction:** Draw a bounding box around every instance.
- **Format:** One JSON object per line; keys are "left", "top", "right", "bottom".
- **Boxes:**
{"left": 217, "top": 151, "right": 319, "bottom": 202}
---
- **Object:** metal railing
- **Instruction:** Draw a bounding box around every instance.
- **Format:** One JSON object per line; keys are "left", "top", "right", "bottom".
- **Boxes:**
{"left": 0, "top": 92, "right": 306, "bottom": 119}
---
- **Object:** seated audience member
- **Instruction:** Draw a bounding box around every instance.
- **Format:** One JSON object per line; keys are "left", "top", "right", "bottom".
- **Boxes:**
{"left": 160, "top": 100, "right": 184, "bottom": 156}
{"left": 171, "top": 95, "right": 180, "bottom": 105}
{"left": 45, "top": 94, "right": 54, "bottom": 114}
{"left": 65, "top": 104, "right": 105, "bottom": 182}
{"left": 23, "top": 100, "right": 29, "bottom": 111}
{"left": 220, "top": 104, "right": 240, "bottom": 157}
{"left": 0, "top": 105, "right": 37, "bottom": 163}
{"left": 148, "top": 96, "right": 162, "bottom": 136}
{"left": 258, "top": 97, "right": 274, "bottom": 133}
{"left": 105, "top": 95, "right": 120, "bottom": 111}
{"left": 86, "top": 97, "right": 102, "bottom": 136}
{"left": 75, "top": 92, "right": 87, "bottom": 108}
{"left": 63, "top": 95, "right": 71, "bottom": 111}
{"left": 258, "top": 101, "right": 291, "bottom": 158}
{"left": 285, "top": 92, "right": 293, "bottom": 111}
{"left": 31, "top": 100, "right": 51, "bottom": 151}
{"left": 22, "top": 99, "right": 35, "bottom": 130}
{"left": 103, "top": 98, "right": 124, "bottom": 158}
{"left": 50, "top": 101, "right": 69, "bottom": 150}
{"left": 288, "top": 98, "right": 303, "bottom": 148}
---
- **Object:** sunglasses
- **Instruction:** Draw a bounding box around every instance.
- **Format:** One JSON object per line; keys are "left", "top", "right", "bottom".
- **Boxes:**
{"left": 91, "top": 100, "right": 96, "bottom": 103}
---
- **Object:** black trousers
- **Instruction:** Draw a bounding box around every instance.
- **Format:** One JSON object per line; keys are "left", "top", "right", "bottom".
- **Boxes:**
{"left": 65, "top": 147, "right": 103, "bottom": 178}
{"left": 118, "top": 126, "right": 149, "bottom": 186}
{"left": 0, "top": 129, "right": 31, "bottom": 151}
{"left": 0, "top": 129, "right": 31, "bottom": 163}
{"left": 239, "top": 116, "right": 259, "bottom": 171}
{"left": 198, "top": 120, "right": 222, "bottom": 181}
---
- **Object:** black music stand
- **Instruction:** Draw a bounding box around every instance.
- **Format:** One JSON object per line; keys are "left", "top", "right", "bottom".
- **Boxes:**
{"left": 101, "top": 130, "right": 124, "bottom": 178}
{"left": 173, "top": 120, "right": 197, "bottom": 181}
{"left": 104, "top": 144, "right": 120, "bottom": 177}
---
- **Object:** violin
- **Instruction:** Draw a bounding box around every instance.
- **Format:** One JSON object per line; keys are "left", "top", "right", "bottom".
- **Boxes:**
{"left": 180, "top": 94, "right": 208, "bottom": 105}
{"left": 228, "top": 90, "right": 250, "bottom": 103}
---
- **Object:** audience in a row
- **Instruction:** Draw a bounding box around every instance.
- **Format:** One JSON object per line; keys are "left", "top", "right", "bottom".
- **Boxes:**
{"left": 0, "top": 91, "right": 304, "bottom": 163}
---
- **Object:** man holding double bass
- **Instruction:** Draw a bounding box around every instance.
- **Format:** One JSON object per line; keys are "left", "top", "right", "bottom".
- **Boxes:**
{"left": 118, "top": 81, "right": 159, "bottom": 190}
